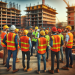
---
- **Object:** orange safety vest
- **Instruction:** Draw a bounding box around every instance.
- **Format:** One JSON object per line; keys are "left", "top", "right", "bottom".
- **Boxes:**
{"left": 51, "top": 35, "right": 61, "bottom": 52}
{"left": 6, "top": 32, "right": 16, "bottom": 51}
{"left": 66, "top": 32, "right": 73, "bottom": 48}
{"left": 20, "top": 36, "right": 30, "bottom": 52}
{"left": 38, "top": 37, "right": 48, "bottom": 54}
{"left": 1, "top": 32, "right": 6, "bottom": 47}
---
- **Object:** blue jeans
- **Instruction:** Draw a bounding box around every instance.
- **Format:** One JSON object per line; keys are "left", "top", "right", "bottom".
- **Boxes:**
{"left": 59, "top": 46, "right": 63, "bottom": 61}
{"left": 65, "top": 47, "right": 73, "bottom": 67}
{"left": 31, "top": 41, "right": 37, "bottom": 56}
{"left": 37, "top": 53, "right": 46, "bottom": 71}
{"left": 7, "top": 50, "right": 17, "bottom": 70}
{"left": 46, "top": 46, "right": 49, "bottom": 59}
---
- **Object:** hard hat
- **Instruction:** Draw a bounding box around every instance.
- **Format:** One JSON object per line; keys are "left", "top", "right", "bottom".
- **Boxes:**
{"left": 10, "top": 25, "right": 16, "bottom": 31}
{"left": 57, "top": 29, "right": 62, "bottom": 33}
{"left": 52, "top": 27, "right": 57, "bottom": 32}
{"left": 3, "top": 25, "right": 9, "bottom": 29}
{"left": 23, "top": 30, "right": 28, "bottom": 35}
{"left": 66, "top": 26, "right": 72, "bottom": 30}
{"left": 45, "top": 30, "right": 49, "bottom": 34}
{"left": 15, "top": 28, "right": 19, "bottom": 33}
{"left": 35, "top": 26, "right": 38, "bottom": 30}
{"left": 40, "top": 30, "right": 45, "bottom": 36}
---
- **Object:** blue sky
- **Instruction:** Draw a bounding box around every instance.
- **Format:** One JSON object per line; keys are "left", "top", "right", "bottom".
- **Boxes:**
{"left": 1, "top": 0, "right": 75, "bottom": 23}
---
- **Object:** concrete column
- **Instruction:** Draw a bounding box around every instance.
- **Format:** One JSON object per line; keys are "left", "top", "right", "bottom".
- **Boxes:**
{"left": 26, "top": 15, "right": 27, "bottom": 27}
{"left": 20, "top": 13, "right": 21, "bottom": 28}
{"left": 6, "top": 9, "right": 7, "bottom": 25}
{"left": 28, "top": 12, "right": 29, "bottom": 27}
{"left": 10, "top": 10, "right": 12, "bottom": 26}
{"left": 30, "top": 14, "right": 31, "bottom": 26}
{"left": 74, "top": 8, "right": 75, "bottom": 30}
{"left": 15, "top": 10, "right": 16, "bottom": 26}
{"left": 42, "top": 9, "right": 43, "bottom": 27}
{"left": 1, "top": 8, "right": 2, "bottom": 30}
{"left": 37, "top": 10, "right": 39, "bottom": 27}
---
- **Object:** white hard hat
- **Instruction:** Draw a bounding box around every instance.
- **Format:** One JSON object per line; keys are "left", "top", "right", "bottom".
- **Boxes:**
{"left": 10, "top": 25, "right": 16, "bottom": 31}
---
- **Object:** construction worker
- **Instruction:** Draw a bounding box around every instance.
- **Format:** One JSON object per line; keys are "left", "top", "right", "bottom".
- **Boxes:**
{"left": 3, "top": 25, "right": 19, "bottom": 73}
{"left": 15, "top": 28, "right": 20, "bottom": 63}
{"left": 57, "top": 29, "right": 64, "bottom": 63}
{"left": 1, "top": 25, "right": 9, "bottom": 66}
{"left": 45, "top": 30, "right": 50, "bottom": 62}
{"left": 62, "top": 26, "right": 73, "bottom": 70}
{"left": 20, "top": 30, "right": 32, "bottom": 72}
{"left": 31, "top": 26, "right": 39, "bottom": 56}
{"left": 36, "top": 30, "right": 48, "bottom": 74}
{"left": 49, "top": 27, "right": 63, "bottom": 74}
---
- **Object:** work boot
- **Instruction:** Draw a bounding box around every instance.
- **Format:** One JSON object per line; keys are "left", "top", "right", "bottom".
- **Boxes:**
{"left": 56, "top": 68, "right": 59, "bottom": 73}
{"left": 44, "top": 70, "right": 46, "bottom": 73}
{"left": 62, "top": 67, "right": 69, "bottom": 70}
{"left": 7, "top": 67, "right": 11, "bottom": 71}
{"left": 69, "top": 64, "right": 73, "bottom": 68}
{"left": 27, "top": 68, "right": 32, "bottom": 72}
{"left": 37, "top": 71, "right": 40, "bottom": 74}
{"left": 13, "top": 69, "right": 19, "bottom": 73}
{"left": 48, "top": 70, "right": 54, "bottom": 74}
{"left": 16, "top": 60, "right": 20, "bottom": 63}
{"left": 24, "top": 67, "right": 26, "bottom": 71}
{"left": 46, "top": 59, "right": 48, "bottom": 62}
{"left": 16, "top": 58, "right": 19, "bottom": 60}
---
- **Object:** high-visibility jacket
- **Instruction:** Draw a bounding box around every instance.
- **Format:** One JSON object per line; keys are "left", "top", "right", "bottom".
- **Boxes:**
{"left": 51, "top": 35, "right": 61, "bottom": 52}
{"left": 38, "top": 37, "right": 48, "bottom": 54}
{"left": 20, "top": 36, "right": 30, "bottom": 52}
{"left": 6, "top": 32, "right": 16, "bottom": 51}
{"left": 66, "top": 32, "right": 73, "bottom": 48}
{"left": 59, "top": 34, "right": 64, "bottom": 40}
{"left": 1, "top": 32, "right": 6, "bottom": 47}
{"left": 32, "top": 31, "right": 38, "bottom": 42}
{"left": 45, "top": 35, "right": 50, "bottom": 46}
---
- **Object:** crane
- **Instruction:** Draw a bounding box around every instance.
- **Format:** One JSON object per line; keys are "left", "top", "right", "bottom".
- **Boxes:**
{"left": 63, "top": 0, "right": 70, "bottom": 7}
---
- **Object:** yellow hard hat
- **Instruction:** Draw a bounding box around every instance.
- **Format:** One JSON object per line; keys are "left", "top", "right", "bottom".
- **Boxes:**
{"left": 15, "top": 28, "right": 19, "bottom": 33}
{"left": 66, "top": 26, "right": 72, "bottom": 30}
{"left": 40, "top": 30, "right": 45, "bottom": 36}
{"left": 45, "top": 30, "right": 49, "bottom": 34}
{"left": 35, "top": 26, "right": 38, "bottom": 30}
{"left": 23, "top": 30, "right": 28, "bottom": 35}
{"left": 3, "top": 25, "right": 9, "bottom": 29}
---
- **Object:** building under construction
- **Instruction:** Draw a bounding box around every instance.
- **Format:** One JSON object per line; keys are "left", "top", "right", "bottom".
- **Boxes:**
{"left": 21, "top": 16, "right": 27, "bottom": 28}
{"left": 25, "top": 0, "right": 58, "bottom": 28}
{"left": 63, "top": 0, "right": 75, "bottom": 31}
{"left": 0, "top": 1, "right": 21, "bottom": 30}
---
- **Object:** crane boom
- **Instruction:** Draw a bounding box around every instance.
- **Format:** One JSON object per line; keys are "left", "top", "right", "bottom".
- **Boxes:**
{"left": 63, "top": 0, "right": 70, "bottom": 7}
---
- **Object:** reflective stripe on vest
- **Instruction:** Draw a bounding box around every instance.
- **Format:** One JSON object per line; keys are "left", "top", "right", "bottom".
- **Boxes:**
{"left": 1, "top": 32, "right": 6, "bottom": 47}
{"left": 66, "top": 32, "right": 73, "bottom": 48}
{"left": 38, "top": 37, "right": 47, "bottom": 54}
{"left": 45, "top": 35, "right": 50, "bottom": 46}
{"left": 20, "top": 36, "right": 29, "bottom": 52}
{"left": 7, "top": 33, "right": 16, "bottom": 50}
{"left": 59, "top": 34, "right": 64, "bottom": 40}
{"left": 51, "top": 35, "right": 61, "bottom": 52}
{"left": 32, "top": 31, "right": 38, "bottom": 42}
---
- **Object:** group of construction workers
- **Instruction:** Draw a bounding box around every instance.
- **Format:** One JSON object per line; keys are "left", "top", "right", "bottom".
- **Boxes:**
{"left": 1, "top": 24, "right": 73, "bottom": 74}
